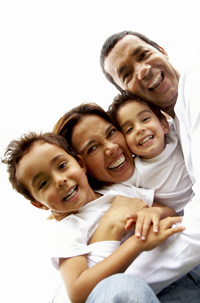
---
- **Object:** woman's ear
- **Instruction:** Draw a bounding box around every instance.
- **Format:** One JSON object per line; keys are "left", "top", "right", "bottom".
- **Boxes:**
{"left": 77, "top": 155, "right": 87, "bottom": 174}
{"left": 158, "top": 46, "right": 169, "bottom": 60}
{"left": 31, "top": 201, "right": 49, "bottom": 210}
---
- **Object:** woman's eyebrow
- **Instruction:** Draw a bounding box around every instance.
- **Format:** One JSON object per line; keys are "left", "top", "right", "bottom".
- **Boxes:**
{"left": 81, "top": 140, "right": 96, "bottom": 154}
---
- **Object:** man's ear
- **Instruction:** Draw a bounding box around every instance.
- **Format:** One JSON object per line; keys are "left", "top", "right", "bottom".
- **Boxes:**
{"left": 158, "top": 46, "right": 169, "bottom": 60}
{"left": 161, "top": 118, "right": 170, "bottom": 134}
{"left": 77, "top": 155, "right": 87, "bottom": 174}
{"left": 31, "top": 201, "right": 49, "bottom": 210}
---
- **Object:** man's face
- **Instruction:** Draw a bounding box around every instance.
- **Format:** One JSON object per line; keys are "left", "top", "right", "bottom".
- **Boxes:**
{"left": 104, "top": 35, "right": 180, "bottom": 116}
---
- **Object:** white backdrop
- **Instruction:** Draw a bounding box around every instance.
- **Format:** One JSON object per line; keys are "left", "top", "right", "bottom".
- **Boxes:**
{"left": 1, "top": 1, "right": 200, "bottom": 302}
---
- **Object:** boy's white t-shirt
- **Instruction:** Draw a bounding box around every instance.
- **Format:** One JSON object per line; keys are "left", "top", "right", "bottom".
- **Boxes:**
{"left": 51, "top": 183, "right": 154, "bottom": 270}
{"left": 124, "top": 126, "right": 193, "bottom": 215}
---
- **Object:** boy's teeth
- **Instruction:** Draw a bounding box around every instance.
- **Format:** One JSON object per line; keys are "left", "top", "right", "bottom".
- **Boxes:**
{"left": 63, "top": 186, "right": 77, "bottom": 201}
{"left": 139, "top": 135, "right": 153, "bottom": 145}
{"left": 108, "top": 154, "right": 125, "bottom": 169}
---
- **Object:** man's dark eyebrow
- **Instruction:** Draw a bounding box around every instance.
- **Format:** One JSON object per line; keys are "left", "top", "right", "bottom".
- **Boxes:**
{"left": 31, "top": 154, "right": 64, "bottom": 186}
{"left": 117, "top": 46, "right": 145, "bottom": 77}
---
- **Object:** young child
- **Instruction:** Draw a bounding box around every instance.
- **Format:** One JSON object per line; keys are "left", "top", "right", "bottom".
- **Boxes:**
{"left": 108, "top": 92, "right": 193, "bottom": 218}
{"left": 2, "top": 131, "right": 184, "bottom": 303}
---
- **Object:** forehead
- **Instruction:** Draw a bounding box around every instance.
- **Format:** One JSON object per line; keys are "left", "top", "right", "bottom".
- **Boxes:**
{"left": 104, "top": 35, "right": 153, "bottom": 74}
{"left": 16, "top": 142, "right": 68, "bottom": 181}
{"left": 119, "top": 100, "right": 151, "bottom": 116}
{"left": 71, "top": 115, "right": 111, "bottom": 147}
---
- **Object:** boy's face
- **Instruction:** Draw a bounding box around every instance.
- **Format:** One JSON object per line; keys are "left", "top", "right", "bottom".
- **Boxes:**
{"left": 117, "top": 101, "right": 169, "bottom": 159}
{"left": 16, "top": 142, "right": 97, "bottom": 213}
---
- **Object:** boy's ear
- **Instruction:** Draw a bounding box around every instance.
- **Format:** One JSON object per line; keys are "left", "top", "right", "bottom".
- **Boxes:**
{"left": 31, "top": 201, "right": 49, "bottom": 210}
{"left": 77, "top": 155, "right": 87, "bottom": 174}
{"left": 161, "top": 118, "right": 170, "bottom": 134}
{"left": 158, "top": 46, "right": 169, "bottom": 60}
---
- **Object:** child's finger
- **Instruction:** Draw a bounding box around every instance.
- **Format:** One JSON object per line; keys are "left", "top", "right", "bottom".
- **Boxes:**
{"left": 135, "top": 214, "right": 144, "bottom": 238}
{"left": 152, "top": 216, "right": 160, "bottom": 234}
{"left": 125, "top": 219, "right": 135, "bottom": 230}
{"left": 140, "top": 216, "right": 152, "bottom": 240}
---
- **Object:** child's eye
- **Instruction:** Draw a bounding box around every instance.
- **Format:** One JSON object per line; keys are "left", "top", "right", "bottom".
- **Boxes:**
{"left": 39, "top": 180, "right": 48, "bottom": 190}
{"left": 58, "top": 162, "right": 67, "bottom": 170}
{"left": 125, "top": 127, "right": 133, "bottom": 135}
{"left": 142, "top": 117, "right": 151, "bottom": 122}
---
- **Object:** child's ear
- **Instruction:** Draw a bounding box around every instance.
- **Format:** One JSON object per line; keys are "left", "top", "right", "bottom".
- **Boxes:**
{"left": 161, "top": 118, "right": 169, "bottom": 134}
{"left": 77, "top": 155, "right": 87, "bottom": 174}
{"left": 31, "top": 201, "right": 49, "bottom": 210}
{"left": 158, "top": 46, "right": 169, "bottom": 60}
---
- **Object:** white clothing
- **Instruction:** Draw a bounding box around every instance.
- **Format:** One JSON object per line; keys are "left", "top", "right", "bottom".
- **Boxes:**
{"left": 125, "top": 127, "right": 193, "bottom": 215}
{"left": 83, "top": 63, "right": 200, "bottom": 294}
{"left": 51, "top": 183, "right": 154, "bottom": 270}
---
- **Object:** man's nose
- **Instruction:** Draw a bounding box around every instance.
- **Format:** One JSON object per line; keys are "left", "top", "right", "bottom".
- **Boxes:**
{"left": 136, "top": 64, "right": 151, "bottom": 80}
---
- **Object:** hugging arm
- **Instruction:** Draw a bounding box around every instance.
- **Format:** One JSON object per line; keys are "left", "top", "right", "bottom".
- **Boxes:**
{"left": 59, "top": 217, "right": 184, "bottom": 303}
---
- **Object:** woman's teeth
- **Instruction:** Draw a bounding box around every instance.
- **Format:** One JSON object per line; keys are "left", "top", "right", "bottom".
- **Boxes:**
{"left": 108, "top": 154, "right": 126, "bottom": 170}
{"left": 63, "top": 185, "right": 77, "bottom": 201}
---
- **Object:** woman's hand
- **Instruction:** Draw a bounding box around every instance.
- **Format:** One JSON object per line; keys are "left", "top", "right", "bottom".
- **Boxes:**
{"left": 89, "top": 196, "right": 149, "bottom": 243}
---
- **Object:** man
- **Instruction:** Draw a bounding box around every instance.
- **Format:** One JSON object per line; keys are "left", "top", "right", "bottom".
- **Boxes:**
{"left": 91, "top": 31, "right": 200, "bottom": 301}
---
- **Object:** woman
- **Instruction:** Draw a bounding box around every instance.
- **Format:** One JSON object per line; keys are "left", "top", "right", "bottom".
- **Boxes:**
{"left": 52, "top": 102, "right": 198, "bottom": 303}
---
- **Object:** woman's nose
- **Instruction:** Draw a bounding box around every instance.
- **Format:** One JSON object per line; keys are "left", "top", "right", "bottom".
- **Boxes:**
{"left": 104, "top": 141, "right": 118, "bottom": 156}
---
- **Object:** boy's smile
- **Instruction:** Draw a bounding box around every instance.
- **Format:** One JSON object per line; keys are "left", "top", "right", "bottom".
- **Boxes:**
{"left": 16, "top": 142, "right": 97, "bottom": 213}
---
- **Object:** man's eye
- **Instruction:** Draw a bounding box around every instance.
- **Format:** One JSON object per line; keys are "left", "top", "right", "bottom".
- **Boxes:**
{"left": 39, "top": 180, "right": 48, "bottom": 190}
{"left": 123, "top": 71, "right": 132, "bottom": 82}
{"left": 139, "top": 51, "right": 149, "bottom": 60}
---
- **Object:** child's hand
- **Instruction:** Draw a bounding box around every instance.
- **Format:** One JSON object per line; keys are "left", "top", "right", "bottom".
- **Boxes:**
{"left": 141, "top": 216, "right": 185, "bottom": 251}
{"left": 125, "top": 207, "right": 162, "bottom": 240}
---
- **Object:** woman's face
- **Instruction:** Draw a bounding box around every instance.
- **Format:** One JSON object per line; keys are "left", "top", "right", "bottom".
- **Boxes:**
{"left": 71, "top": 114, "right": 134, "bottom": 183}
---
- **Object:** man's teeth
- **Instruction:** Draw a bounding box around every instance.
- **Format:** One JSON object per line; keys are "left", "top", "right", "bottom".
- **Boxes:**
{"left": 139, "top": 135, "right": 153, "bottom": 146}
{"left": 63, "top": 186, "right": 77, "bottom": 201}
{"left": 108, "top": 154, "right": 126, "bottom": 170}
{"left": 148, "top": 72, "right": 163, "bottom": 91}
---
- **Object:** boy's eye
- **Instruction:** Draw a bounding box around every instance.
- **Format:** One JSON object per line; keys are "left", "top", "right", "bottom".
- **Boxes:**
{"left": 58, "top": 162, "right": 67, "bottom": 170}
{"left": 39, "top": 180, "right": 48, "bottom": 190}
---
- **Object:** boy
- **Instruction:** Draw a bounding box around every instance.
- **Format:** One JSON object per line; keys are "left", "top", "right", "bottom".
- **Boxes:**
{"left": 2, "top": 131, "right": 184, "bottom": 303}
{"left": 108, "top": 92, "right": 193, "bottom": 217}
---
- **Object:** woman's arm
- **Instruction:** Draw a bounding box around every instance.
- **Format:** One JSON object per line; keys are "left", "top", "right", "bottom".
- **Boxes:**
{"left": 60, "top": 216, "right": 184, "bottom": 303}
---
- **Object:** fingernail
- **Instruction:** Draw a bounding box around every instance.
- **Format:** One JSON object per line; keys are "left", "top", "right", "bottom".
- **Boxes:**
{"left": 141, "top": 236, "right": 146, "bottom": 241}
{"left": 136, "top": 232, "right": 141, "bottom": 237}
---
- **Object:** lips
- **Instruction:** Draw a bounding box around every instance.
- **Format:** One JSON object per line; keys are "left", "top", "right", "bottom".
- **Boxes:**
{"left": 139, "top": 135, "right": 154, "bottom": 146}
{"left": 107, "top": 154, "right": 126, "bottom": 170}
{"left": 148, "top": 72, "right": 163, "bottom": 92}
{"left": 63, "top": 185, "right": 78, "bottom": 201}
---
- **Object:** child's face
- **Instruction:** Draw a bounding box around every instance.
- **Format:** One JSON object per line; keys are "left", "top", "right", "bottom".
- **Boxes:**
{"left": 117, "top": 101, "right": 169, "bottom": 159}
{"left": 16, "top": 142, "right": 97, "bottom": 213}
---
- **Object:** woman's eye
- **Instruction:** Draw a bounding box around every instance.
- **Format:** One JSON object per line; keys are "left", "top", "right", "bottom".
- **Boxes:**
{"left": 39, "top": 180, "right": 48, "bottom": 190}
{"left": 59, "top": 162, "right": 67, "bottom": 170}
{"left": 107, "top": 128, "right": 117, "bottom": 138}
{"left": 87, "top": 145, "right": 98, "bottom": 155}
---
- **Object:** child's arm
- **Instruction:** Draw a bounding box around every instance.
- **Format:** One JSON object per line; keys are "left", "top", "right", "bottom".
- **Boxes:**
{"left": 125, "top": 202, "right": 177, "bottom": 240}
{"left": 60, "top": 216, "right": 185, "bottom": 303}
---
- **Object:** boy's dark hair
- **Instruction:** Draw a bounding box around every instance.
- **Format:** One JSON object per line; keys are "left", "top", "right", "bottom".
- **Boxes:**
{"left": 100, "top": 31, "right": 161, "bottom": 93}
{"left": 107, "top": 91, "right": 167, "bottom": 130}
{"left": 2, "top": 132, "right": 79, "bottom": 202}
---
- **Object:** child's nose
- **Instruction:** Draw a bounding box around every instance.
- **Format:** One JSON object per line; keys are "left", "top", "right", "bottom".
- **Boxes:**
{"left": 56, "top": 177, "right": 67, "bottom": 188}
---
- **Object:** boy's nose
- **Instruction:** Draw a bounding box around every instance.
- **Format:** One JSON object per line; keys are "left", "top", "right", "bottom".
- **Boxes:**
{"left": 56, "top": 177, "right": 67, "bottom": 188}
